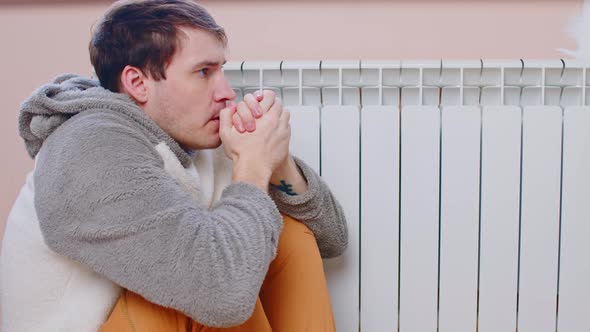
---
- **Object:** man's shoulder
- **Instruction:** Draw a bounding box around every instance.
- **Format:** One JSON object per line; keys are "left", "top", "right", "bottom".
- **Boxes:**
{"left": 53, "top": 108, "right": 154, "bottom": 149}
{"left": 38, "top": 108, "right": 158, "bottom": 167}
{"left": 63, "top": 108, "right": 146, "bottom": 136}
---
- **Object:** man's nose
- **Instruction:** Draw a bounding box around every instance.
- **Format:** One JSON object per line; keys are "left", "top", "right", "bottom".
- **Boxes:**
{"left": 214, "top": 75, "right": 236, "bottom": 102}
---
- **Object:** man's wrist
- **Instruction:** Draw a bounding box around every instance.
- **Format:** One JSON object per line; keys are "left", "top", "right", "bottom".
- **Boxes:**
{"left": 232, "top": 159, "right": 272, "bottom": 193}
{"left": 270, "top": 156, "right": 295, "bottom": 183}
{"left": 270, "top": 156, "right": 308, "bottom": 195}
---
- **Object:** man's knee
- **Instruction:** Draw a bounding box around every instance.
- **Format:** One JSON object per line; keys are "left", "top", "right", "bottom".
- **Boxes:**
{"left": 276, "top": 215, "right": 321, "bottom": 262}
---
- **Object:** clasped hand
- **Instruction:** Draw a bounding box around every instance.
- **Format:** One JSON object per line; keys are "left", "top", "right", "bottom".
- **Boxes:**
{"left": 219, "top": 90, "right": 291, "bottom": 180}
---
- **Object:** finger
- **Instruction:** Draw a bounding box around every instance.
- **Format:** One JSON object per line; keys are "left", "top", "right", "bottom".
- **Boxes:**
{"left": 226, "top": 100, "right": 241, "bottom": 132}
{"left": 258, "top": 90, "right": 277, "bottom": 114}
{"left": 236, "top": 101, "right": 256, "bottom": 132}
{"left": 219, "top": 103, "right": 237, "bottom": 131}
{"left": 232, "top": 112, "right": 246, "bottom": 133}
{"left": 268, "top": 97, "right": 283, "bottom": 119}
{"left": 254, "top": 90, "right": 264, "bottom": 102}
{"left": 243, "top": 93, "right": 264, "bottom": 118}
{"left": 279, "top": 108, "right": 290, "bottom": 128}
{"left": 280, "top": 108, "right": 290, "bottom": 121}
{"left": 278, "top": 110, "right": 291, "bottom": 147}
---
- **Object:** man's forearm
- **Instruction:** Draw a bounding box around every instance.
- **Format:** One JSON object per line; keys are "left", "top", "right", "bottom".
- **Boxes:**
{"left": 270, "top": 155, "right": 308, "bottom": 195}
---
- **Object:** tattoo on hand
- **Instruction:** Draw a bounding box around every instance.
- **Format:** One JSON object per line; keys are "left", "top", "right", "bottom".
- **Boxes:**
{"left": 271, "top": 180, "right": 297, "bottom": 196}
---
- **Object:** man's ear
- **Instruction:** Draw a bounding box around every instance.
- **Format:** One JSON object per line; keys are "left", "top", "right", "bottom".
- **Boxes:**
{"left": 120, "top": 65, "right": 148, "bottom": 104}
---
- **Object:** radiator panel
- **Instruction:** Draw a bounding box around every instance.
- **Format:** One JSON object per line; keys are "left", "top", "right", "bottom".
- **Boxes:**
{"left": 518, "top": 106, "right": 562, "bottom": 332}
{"left": 321, "top": 106, "right": 360, "bottom": 332}
{"left": 360, "top": 106, "right": 400, "bottom": 331}
{"left": 288, "top": 106, "right": 321, "bottom": 173}
{"left": 478, "top": 106, "right": 521, "bottom": 332}
{"left": 557, "top": 106, "right": 590, "bottom": 332}
{"left": 399, "top": 106, "right": 440, "bottom": 332}
{"left": 438, "top": 106, "right": 481, "bottom": 332}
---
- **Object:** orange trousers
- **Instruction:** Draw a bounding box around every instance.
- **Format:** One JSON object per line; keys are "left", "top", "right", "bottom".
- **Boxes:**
{"left": 100, "top": 215, "right": 336, "bottom": 331}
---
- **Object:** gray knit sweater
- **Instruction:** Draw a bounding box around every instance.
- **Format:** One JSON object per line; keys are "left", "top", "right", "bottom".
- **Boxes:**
{"left": 19, "top": 74, "right": 348, "bottom": 327}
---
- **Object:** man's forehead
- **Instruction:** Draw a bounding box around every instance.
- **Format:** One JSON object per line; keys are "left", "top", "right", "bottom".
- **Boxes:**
{"left": 176, "top": 27, "right": 227, "bottom": 66}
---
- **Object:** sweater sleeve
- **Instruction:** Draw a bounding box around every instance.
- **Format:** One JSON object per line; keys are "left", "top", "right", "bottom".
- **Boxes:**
{"left": 34, "top": 112, "right": 282, "bottom": 328}
{"left": 268, "top": 156, "right": 348, "bottom": 258}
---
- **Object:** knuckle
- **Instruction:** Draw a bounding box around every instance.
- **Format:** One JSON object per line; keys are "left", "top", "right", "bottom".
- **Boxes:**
{"left": 245, "top": 95, "right": 257, "bottom": 105}
{"left": 237, "top": 106, "right": 250, "bottom": 116}
{"left": 237, "top": 101, "right": 248, "bottom": 109}
{"left": 265, "top": 90, "right": 276, "bottom": 100}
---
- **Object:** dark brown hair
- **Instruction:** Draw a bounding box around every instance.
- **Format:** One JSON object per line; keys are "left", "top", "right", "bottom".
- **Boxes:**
{"left": 89, "top": 0, "right": 227, "bottom": 92}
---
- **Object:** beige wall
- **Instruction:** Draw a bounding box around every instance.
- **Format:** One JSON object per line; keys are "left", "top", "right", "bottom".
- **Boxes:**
{"left": 0, "top": 0, "right": 581, "bottom": 242}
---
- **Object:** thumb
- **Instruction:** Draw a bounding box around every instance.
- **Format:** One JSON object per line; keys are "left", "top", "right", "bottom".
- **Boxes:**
{"left": 219, "top": 103, "right": 236, "bottom": 131}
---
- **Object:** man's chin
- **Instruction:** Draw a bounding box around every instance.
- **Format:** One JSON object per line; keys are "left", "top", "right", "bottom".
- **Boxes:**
{"left": 186, "top": 138, "right": 222, "bottom": 150}
{"left": 208, "top": 139, "right": 222, "bottom": 149}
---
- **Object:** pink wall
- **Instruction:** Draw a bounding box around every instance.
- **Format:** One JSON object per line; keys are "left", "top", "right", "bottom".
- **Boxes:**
{"left": 0, "top": 0, "right": 581, "bottom": 242}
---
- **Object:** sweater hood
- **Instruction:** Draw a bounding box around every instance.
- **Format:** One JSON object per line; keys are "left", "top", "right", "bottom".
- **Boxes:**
{"left": 18, "top": 73, "right": 191, "bottom": 166}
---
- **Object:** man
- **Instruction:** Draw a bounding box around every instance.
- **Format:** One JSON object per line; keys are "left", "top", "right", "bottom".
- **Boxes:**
{"left": 1, "top": 0, "right": 348, "bottom": 331}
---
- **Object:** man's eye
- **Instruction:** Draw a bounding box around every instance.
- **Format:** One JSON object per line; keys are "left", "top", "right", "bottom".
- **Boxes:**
{"left": 198, "top": 68, "right": 210, "bottom": 77}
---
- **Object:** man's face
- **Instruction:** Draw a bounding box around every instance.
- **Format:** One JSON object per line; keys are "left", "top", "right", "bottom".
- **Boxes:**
{"left": 143, "top": 27, "right": 236, "bottom": 150}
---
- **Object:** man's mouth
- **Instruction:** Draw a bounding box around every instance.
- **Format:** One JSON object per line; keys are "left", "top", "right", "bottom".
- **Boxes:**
{"left": 211, "top": 108, "right": 223, "bottom": 121}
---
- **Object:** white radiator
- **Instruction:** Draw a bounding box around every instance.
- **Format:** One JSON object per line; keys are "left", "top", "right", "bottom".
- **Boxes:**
{"left": 224, "top": 60, "right": 590, "bottom": 332}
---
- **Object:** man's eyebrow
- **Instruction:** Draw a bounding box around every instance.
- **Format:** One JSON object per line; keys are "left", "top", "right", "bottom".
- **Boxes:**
{"left": 192, "top": 59, "right": 227, "bottom": 68}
